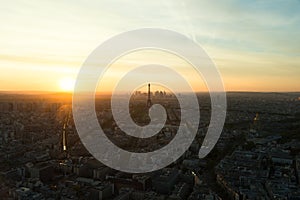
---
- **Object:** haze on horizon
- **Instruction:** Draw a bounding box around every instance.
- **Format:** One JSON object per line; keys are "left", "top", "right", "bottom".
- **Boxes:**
{"left": 0, "top": 0, "right": 300, "bottom": 93}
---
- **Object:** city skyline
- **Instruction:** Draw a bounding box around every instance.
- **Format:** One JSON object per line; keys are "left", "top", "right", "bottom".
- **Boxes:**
{"left": 1, "top": 1, "right": 300, "bottom": 199}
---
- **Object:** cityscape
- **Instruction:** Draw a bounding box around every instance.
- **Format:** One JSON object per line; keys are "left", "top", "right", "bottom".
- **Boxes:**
{"left": 0, "top": 90, "right": 299, "bottom": 199}
{"left": 1, "top": 1, "right": 300, "bottom": 200}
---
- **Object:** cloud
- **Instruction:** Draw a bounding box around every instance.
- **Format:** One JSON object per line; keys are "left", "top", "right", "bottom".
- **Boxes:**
{"left": 0, "top": 0, "right": 299, "bottom": 91}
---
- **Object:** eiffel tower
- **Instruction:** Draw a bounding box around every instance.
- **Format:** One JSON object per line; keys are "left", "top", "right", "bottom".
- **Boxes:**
{"left": 147, "top": 83, "right": 152, "bottom": 108}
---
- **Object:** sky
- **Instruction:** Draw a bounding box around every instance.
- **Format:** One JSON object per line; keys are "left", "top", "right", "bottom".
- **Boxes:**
{"left": 0, "top": 0, "right": 300, "bottom": 92}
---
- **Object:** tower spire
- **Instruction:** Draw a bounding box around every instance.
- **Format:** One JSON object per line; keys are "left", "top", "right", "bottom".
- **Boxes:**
{"left": 147, "top": 83, "right": 152, "bottom": 108}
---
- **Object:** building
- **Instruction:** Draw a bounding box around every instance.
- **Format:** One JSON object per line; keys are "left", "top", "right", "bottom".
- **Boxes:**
{"left": 29, "top": 163, "right": 54, "bottom": 182}
{"left": 152, "top": 168, "right": 179, "bottom": 195}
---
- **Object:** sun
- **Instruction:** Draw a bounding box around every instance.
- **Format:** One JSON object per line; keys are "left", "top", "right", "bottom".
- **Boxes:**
{"left": 59, "top": 77, "right": 75, "bottom": 92}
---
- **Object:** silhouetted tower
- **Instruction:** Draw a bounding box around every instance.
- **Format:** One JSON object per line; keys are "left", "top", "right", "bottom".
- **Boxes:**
{"left": 147, "top": 83, "right": 152, "bottom": 108}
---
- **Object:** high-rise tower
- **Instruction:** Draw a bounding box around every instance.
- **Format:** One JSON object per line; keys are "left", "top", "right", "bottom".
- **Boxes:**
{"left": 147, "top": 83, "right": 152, "bottom": 108}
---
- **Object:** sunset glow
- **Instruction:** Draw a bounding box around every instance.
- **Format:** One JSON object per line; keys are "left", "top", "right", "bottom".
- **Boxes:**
{"left": 59, "top": 78, "right": 75, "bottom": 92}
{"left": 0, "top": 1, "right": 299, "bottom": 92}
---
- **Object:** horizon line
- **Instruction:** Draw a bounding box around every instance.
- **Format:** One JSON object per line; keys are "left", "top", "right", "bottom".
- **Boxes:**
{"left": 0, "top": 90, "right": 300, "bottom": 95}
